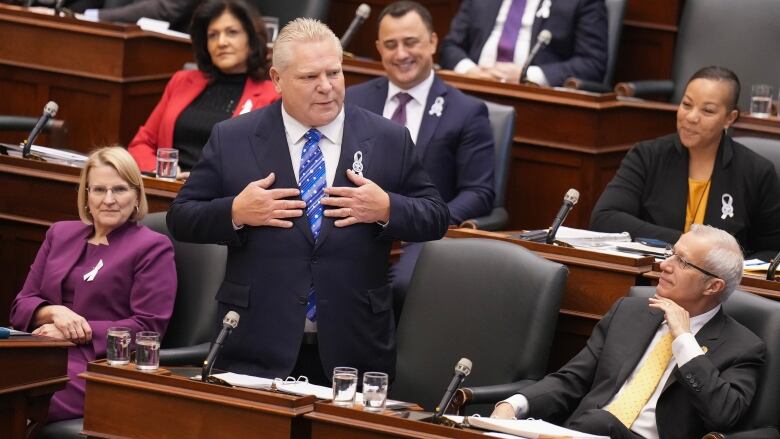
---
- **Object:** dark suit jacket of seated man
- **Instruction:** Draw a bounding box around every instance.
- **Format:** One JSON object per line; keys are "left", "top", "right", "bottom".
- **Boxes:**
{"left": 439, "top": 0, "right": 607, "bottom": 87}
{"left": 166, "top": 18, "right": 449, "bottom": 382}
{"left": 492, "top": 225, "right": 765, "bottom": 439}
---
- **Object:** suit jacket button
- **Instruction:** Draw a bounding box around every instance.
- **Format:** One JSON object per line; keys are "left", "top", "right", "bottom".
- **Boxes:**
{"left": 312, "top": 256, "right": 319, "bottom": 264}
{"left": 298, "top": 296, "right": 307, "bottom": 305}
{"left": 685, "top": 373, "right": 693, "bottom": 380}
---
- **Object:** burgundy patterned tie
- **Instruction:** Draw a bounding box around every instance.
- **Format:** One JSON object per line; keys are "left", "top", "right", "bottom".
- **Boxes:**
{"left": 390, "top": 92, "right": 413, "bottom": 126}
{"left": 496, "top": 0, "right": 528, "bottom": 62}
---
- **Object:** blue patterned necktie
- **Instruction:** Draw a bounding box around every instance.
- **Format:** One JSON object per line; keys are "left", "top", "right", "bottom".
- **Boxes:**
{"left": 300, "top": 128, "right": 325, "bottom": 322}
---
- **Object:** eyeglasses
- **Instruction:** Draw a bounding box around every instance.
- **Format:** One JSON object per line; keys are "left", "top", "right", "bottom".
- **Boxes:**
{"left": 663, "top": 247, "right": 720, "bottom": 278}
{"left": 87, "top": 185, "right": 133, "bottom": 198}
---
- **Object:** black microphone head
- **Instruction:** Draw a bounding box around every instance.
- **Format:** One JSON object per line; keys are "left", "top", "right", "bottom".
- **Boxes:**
{"left": 454, "top": 357, "right": 472, "bottom": 376}
{"left": 564, "top": 188, "right": 579, "bottom": 205}
{"left": 356, "top": 3, "right": 371, "bottom": 19}
{"left": 43, "top": 101, "right": 59, "bottom": 117}
{"left": 223, "top": 311, "right": 240, "bottom": 329}
{"left": 538, "top": 29, "right": 552, "bottom": 45}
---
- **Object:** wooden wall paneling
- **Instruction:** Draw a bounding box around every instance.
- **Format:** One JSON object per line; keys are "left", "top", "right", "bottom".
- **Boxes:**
{"left": 0, "top": 220, "right": 49, "bottom": 327}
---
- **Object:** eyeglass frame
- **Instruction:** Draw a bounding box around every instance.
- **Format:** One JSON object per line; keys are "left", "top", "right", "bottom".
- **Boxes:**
{"left": 86, "top": 185, "right": 135, "bottom": 198}
{"left": 663, "top": 247, "right": 720, "bottom": 279}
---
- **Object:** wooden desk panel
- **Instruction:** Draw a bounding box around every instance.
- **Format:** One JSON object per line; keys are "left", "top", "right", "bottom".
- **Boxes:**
{"left": 82, "top": 361, "right": 312, "bottom": 438}
{"left": 0, "top": 335, "right": 71, "bottom": 439}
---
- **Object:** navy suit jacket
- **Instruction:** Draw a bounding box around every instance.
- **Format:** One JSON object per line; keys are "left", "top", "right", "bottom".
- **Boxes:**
{"left": 522, "top": 297, "right": 765, "bottom": 439}
{"left": 346, "top": 75, "right": 494, "bottom": 224}
{"left": 439, "top": 0, "right": 608, "bottom": 86}
{"left": 167, "top": 101, "right": 449, "bottom": 379}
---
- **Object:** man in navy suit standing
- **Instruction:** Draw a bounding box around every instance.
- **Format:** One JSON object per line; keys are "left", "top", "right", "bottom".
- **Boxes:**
{"left": 167, "top": 18, "right": 449, "bottom": 385}
{"left": 347, "top": 1, "right": 495, "bottom": 318}
{"left": 439, "top": 0, "right": 607, "bottom": 87}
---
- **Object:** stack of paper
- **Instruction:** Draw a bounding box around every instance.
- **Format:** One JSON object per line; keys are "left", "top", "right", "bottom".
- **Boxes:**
{"left": 465, "top": 416, "right": 609, "bottom": 439}
{"left": 554, "top": 226, "right": 631, "bottom": 249}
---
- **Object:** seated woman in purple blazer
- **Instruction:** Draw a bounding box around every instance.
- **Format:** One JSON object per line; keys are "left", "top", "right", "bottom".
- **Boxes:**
{"left": 10, "top": 147, "right": 177, "bottom": 423}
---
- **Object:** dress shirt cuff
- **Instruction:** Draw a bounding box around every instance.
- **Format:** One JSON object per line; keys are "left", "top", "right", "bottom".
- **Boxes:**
{"left": 82, "top": 9, "right": 99, "bottom": 21}
{"left": 453, "top": 58, "right": 478, "bottom": 74}
{"left": 500, "top": 394, "right": 530, "bottom": 418}
{"left": 525, "top": 66, "right": 549, "bottom": 87}
{"left": 231, "top": 220, "right": 244, "bottom": 230}
{"left": 673, "top": 332, "right": 705, "bottom": 367}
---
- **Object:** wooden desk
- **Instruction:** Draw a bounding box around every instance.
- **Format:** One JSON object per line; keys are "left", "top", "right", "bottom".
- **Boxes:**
{"left": 0, "top": 154, "right": 181, "bottom": 326}
{"left": 82, "top": 360, "right": 313, "bottom": 438}
{"left": 446, "top": 228, "right": 655, "bottom": 369}
{"left": 307, "top": 402, "right": 484, "bottom": 439}
{"left": 0, "top": 4, "right": 192, "bottom": 152}
{"left": 0, "top": 335, "right": 71, "bottom": 439}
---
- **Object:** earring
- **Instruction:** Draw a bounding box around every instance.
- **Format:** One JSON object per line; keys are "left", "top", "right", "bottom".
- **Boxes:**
{"left": 135, "top": 205, "right": 139, "bottom": 213}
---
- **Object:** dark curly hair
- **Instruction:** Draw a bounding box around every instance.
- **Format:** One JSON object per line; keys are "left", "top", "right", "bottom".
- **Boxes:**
{"left": 189, "top": 0, "right": 269, "bottom": 81}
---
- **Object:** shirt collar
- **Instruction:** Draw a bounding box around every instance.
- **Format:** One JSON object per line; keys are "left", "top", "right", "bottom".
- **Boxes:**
{"left": 675, "top": 304, "right": 721, "bottom": 335}
{"left": 280, "top": 103, "right": 345, "bottom": 144}
{"left": 387, "top": 69, "right": 435, "bottom": 106}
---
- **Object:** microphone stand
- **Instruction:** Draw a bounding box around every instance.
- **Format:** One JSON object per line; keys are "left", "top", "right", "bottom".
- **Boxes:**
{"left": 767, "top": 250, "right": 780, "bottom": 281}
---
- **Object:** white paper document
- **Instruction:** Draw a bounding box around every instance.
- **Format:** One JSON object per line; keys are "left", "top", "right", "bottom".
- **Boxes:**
{"left": 465, "top": 416, "right": 609, "bottom": 439}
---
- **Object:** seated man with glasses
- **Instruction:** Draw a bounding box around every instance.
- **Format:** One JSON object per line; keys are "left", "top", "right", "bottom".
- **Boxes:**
{"left": 492, "top": 224, "right": 765, "bottom": 439}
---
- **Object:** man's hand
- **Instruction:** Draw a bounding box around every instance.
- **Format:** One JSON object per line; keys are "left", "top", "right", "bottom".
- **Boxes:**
{"left": 492, "top": 62, "right": 524, "bottom": 83}
{"left": 32, "top": 323, "right": 67, "bottom": 340}
{"left": 464, "top": 66, "right": 498, "bottom": 81}
{"left": 35, "top": 305, "right": 92, "bottom": 344}
{"left": 231, "top": 172, "right": 306, "bottom": 228}
{"left": 322, "top": 170, "right": 390, "bottom": 227}
{"left": 491, "top": 402, "right": 517, "bottom": 419}
{"left": 648, "top": 295, "right": 691, "bottom": 338}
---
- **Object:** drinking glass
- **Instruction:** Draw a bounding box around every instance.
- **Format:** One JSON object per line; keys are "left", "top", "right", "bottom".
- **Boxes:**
{"left": 135, "top": 331, "right": 160, "bottom": 371}
{"left": 332, "top": 366, "right": 358, "bottom": 407}
{"left": 751, "top": 84, "right": 773, "bottom": 118}
{"left": 156, "top": 148, "right": 179, "bottom": 179}
{"left": 362, "top": 372, "right": 388, "bottom": 412}
{"left": 106, "top": 327, "right": 131, "bottom": 366}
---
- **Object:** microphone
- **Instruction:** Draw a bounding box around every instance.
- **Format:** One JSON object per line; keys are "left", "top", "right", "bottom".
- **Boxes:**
{"left": 546, "top": 188, "right": 580, "bottom": 244}
{"left": 21, "top": 101, "right": 58, "bottom": 158}
{"left": 339, "top": 3, "right": 371, "bottom": 49}
{"left": 520, "top": 30, "right": 552, "bottom": 83}
{"left": 202, "top": 311, "right": 240, "bottom": 381}
{"left": 433, "top": 357, "right": 472, "bottom": 419}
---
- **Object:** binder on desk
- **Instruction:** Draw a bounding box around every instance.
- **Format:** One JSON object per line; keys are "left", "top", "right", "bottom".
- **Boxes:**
{"left": 465, "top": 416, "right": 609, "bottom": 439}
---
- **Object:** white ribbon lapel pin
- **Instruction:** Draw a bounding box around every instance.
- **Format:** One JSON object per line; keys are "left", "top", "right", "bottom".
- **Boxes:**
{"left": 721, "top": 194, "right": 734, "bottom": 220}
{"left": 536, "top": 0, "right": 552, "bottom": 18}
{"left": 83, "top": 259, "right": 104, "bottom": 282}
{"left": 239, "top": 99, "right": 253, "bottom": 115}
{"left": 352, "top": 151, "right": 364, "bottom": 176}
{"left": 428, "top": 97, "right": 445, "bottom": 117}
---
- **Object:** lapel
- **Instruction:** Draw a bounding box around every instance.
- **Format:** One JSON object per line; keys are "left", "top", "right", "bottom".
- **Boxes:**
{"left": 661, "top": 308, "right": 726, "bottom": 392}
{"left": 51, "top": 224, "right": 93, "bottom": 302}
{"left": 314, "top": 104, "right": 374, "bottom": 250}
{"left": 415, "top": 75, "right": 448, "bottom": 158}
{"left": 611, "top": 307, "right": 665, "bottom": 399}
{"left": 666, "top": 137, "right": 692, "bottom": 231}
{"left": 530, "top": 0, "right": 548, "bottom": 40}
{"left": 250, "top": 101, "right": 315, "bottom": 245}
{"left": 367, "top": 78, "right": 389, "bottom": 115}
{"left": 703, "top": 136, "right": 735, "bottom": 229}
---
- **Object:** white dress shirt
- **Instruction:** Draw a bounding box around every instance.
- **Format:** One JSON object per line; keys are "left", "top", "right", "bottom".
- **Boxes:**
{"left": 452, "top": 0, "right": 548, "bottom": 86}
{"left": 503, "top": 304, "right": 720, "bottom": 439}
{"left": 281, "top": 104, "right": 344, "bottom": 188}
{"left": 382, "top": 70, "right": 435, "bottom": 144}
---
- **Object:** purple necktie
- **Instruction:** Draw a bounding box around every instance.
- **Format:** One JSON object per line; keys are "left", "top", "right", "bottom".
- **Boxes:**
{"left": 496, "top": 0, "right": 528, "bottom": 62}
{"left": 390, "top": 92, "right": 413, "bottom": 126}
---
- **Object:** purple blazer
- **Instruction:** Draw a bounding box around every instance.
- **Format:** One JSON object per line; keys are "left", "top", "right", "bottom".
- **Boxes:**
{"left": 10, "top": 220, "right": 176, "bottom": 422}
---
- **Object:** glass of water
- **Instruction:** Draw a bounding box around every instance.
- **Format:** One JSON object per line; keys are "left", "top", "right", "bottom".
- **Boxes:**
{"left": 135, "top": 331, "right": 160, "bottom": 371}
{"left": 362, "top": 372, "right": 388, "bottom": 412}
{"left": 156, "top": 148, "right": 179, "bottom": 180}
{"left": 750, "top": 84, "right": 773, "bottom": 118}
{"left": 332, "top": 366, "right": 358, "bottom": 407}
{"left": 106, "top": 327, "right": 131, "bottom": 366}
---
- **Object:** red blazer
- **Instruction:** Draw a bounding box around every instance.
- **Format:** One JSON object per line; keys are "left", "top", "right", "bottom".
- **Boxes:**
{"left": 128, "top": 70, "right": 279, "bottom": 171}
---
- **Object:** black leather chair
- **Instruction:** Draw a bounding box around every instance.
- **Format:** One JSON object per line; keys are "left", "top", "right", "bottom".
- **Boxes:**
{"left": 629, "top": 286, "right": 780, "bottom": 439}
{"left": 390, "top": 238, "right": 568, "bottom": 414}
{"left": 140, "top": 211, "right": 226, "bottom": 366}
{"left": 249, "top": 0, "right": 329, "bottom": 28}
{"left": 563, "top": 0, "right": 626, "bottom": 93}
{"left": 0, "top": 115, "right": 68, "bottom": 148}
{"left": 460, "top": 100, "right": 515, "bottom": 231}
{"left": 733, "top": 136, "right": 780, "bottom": 177}
{"left": 614, "top": 0, "right": 780, "bottom": 111}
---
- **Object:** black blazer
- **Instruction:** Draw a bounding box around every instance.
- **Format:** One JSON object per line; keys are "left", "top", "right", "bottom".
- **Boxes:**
{"left": 167, "top": 101, "right": 449, "bottom": 379}
{"left": 590, "top": 133, "right": 780, "bottom": 258}
{"left": 438, "top": 0, "right": 608, "bottom": 86}
{"left": 346, "top": 75, "right": 495, "bottom": 224}
{"left": 522, "top": 297, "right": 765, "bottom": 439}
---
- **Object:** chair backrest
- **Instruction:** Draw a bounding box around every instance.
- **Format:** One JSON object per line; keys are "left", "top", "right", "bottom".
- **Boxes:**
{"left": 392, "top": 238, "right": 568, "bottom": 412}
{"left": 603, "top": 0, "right": 627, "bottom": 85}
{"left": 483, "top": 101, "right": 516, "bottom": 210}
{"left": 249, "top": 0, "right": 329, "bottom": 28}
{"left": 733, "top": 136, "right": 780, "bottom": 177}
{"left": 670, "top": 0, "right": 780, "bottom": 109}
{"left": 629, "top": 286, "right": 780, "bottom": 429}
{"left": 140, "top": 212, "right": 226, "bottom": 349}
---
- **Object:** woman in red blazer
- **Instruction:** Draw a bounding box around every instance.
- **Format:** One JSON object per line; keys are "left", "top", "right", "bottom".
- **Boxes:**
{"left": 128, "top": 0, "right": 279, "bottom": 173}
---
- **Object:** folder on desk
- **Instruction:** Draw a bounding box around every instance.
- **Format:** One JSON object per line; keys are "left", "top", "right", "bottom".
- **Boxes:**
{"left": 465, "top": 416, "right": 609, "bottom": 439}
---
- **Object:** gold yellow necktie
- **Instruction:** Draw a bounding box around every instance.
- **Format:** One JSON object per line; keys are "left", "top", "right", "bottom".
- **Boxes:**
{"left": 605, "top": 332, "right": 674, "bottom": 428}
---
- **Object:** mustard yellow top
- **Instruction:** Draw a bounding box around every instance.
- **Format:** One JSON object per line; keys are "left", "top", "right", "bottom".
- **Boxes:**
{"left": 684, "top": 178, "right": 711, "bottom": 232}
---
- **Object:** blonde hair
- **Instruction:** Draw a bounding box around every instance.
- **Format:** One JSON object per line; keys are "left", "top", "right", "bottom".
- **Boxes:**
{"left": 272, "top": 18, "right": 342, "bottom": 72}
{"left": 77, "top": 146, "right": 148, "bottom": 224}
